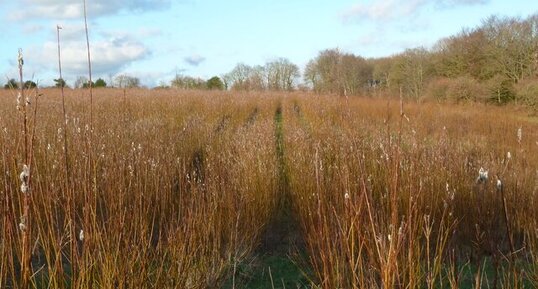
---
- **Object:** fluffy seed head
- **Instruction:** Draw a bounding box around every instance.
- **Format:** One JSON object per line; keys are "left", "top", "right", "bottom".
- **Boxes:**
{"left": 477, "top": 167, "right": 488, "bottom": 183}
{"left": 20, "top": 165, "right": 30, "bottom": 194}
{"left": 18, "top": 48, "right": 24, "bottom": 67}
{"left": 20, "top": 183, "right": 29, "bottom": 194}
{"left": 19, "top": 164, "right": 29, "bottom": 182}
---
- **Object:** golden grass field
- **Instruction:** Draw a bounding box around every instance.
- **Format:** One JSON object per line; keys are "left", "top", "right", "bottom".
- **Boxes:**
{"left": 1, "top": 88, "right": 537, "bottom": 288}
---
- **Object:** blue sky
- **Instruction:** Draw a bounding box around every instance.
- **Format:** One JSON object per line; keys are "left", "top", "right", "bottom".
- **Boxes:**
{"left": 0, "top": 0, "right": 535, "bottom": 87}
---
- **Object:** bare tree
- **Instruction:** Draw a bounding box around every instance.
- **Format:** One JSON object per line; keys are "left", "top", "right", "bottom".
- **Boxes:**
{"left": 304, "top": 49, "right": 372, "bottom": 96}
{"left": 266, "top": 58, "right": 299, "bottom": 91}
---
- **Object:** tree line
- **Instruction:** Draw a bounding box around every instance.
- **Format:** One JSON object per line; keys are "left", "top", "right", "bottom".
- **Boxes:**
{"left": 3, "top": 75, "right": 140, "bottom": 89}
{"left": 4, "top": 14, "right": 537, "bottom": 109}
{"left": 219, "top": 13, "right": 538, "bottom": 110}
{"left": 369, "top": 14, "right": 538, "bottom": 108}
{"left": 165, "top": 58, "right": 300, "bottom": 91}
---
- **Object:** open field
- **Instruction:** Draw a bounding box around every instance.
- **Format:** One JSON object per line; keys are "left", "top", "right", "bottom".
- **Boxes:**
{"left": 1, "top": 88, "right": 538, "bottom": 288}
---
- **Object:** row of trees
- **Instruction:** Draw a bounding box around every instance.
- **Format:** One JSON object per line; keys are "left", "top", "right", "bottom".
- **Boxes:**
{"left": 305, "top": 49, "right": 372, "bottom": 96}
{"left": 3, "top": 14, "right": 536, "bottom": 109}
{"left": 73, "top": 77, "right": 107, "bottom": 88}
{"left": 222, "top": 58, "right": 300, "bottom": 91}
{"left": 366, "top": 14, "right": 538, "bottom": 106}
{"left": 168, "top": 75, "right": 225, "bottom": 90}
{"left": 285, "top": 13, "right": 538, "bottom": 110}
{"left": 3, "top": 75, "right": 141, "bottom": 89}
{"left": 217, "top": 13, "right": 537, "bottom": 107}
{"left": 3, "top": 79, "right": 38, "bottom": 89}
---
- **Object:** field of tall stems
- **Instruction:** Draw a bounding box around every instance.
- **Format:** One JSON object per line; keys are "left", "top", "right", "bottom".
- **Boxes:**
{"left": 285, "top": 95, "right": 538, "bottom": 288}
{"left": 1, "top": 88, "right": 280, "bottom": 288}
{"left": 0, "top": 88, "right": 537, "bottom": 288}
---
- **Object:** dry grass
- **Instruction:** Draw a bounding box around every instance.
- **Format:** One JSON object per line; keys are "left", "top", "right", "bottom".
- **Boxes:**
{"left": 1, "top": 88, "right": 279, "bottom": 288}
{"left": 285, "top": 95, "right": 538, "bottom": 288}
{"left": 0, "top": 88, "right": 537, "bottom": 288}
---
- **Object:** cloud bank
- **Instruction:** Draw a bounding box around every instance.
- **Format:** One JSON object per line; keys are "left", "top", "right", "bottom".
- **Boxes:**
{"left": 341, "top": 0, "right": 489, "bottom": 22}
{"left": 29, "top": 36, "right": 148, "bottom": 76}
{"left": 10, "top": 0, "right": 170, "bottom": 20}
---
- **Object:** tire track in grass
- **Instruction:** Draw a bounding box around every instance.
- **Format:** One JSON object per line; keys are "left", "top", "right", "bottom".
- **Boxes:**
{"left": 263, "top": 103, "right": 294, "bottom": 252}
{"left": 267, "top": 102, "right": 310, "bottom": 287}
{"left": 234, "top": 102, "right": 309, "bottom": 289}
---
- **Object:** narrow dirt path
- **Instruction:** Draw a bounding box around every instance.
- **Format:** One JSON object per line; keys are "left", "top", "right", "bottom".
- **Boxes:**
{"left": 224, "top": 102, "right": 310, "bottom": 289}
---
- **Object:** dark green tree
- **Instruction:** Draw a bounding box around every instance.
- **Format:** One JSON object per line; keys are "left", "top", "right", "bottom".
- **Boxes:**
{"left": 4, "top": 79, "right": 18, "bottom": 89}
{"left": 489, "top": 76, "right": 516, "bottom": 105}
{"left": 94, "top": 78, "right": 107, "bottom": 88}
{"left": 24, "top": 80, "right": 37, "bottom": 89}
{"left": 54, "top": 78, "right": 67, "bottom": 88}
{"left": 206, "top": 76, "right": 224, "bottom": 90}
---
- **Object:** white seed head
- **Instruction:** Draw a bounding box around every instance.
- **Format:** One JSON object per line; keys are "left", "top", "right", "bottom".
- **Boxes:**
{"left": 16, "top": 92, "right": 22, "bottom": 111}
{"left": 19, "top": 216, "right": 26, "bottom": 231}
{"left": 507, "top": 151, "right": 511, "bottom": 159}
{"left": 20, "top": 183, "right": 29, "bottom": 194}
{"left": 19, "top": 165, "right": 30, "bottom": 194}
{"left": 344, "top": 192, "right": 350, "bottom": 200}
{"left": 79, "top": 229, "right": 84, "bottom": 241}
{"left": 496, "top": 179, "right": 502, "bottom": 191}
{"left": 18, "top": 48, "right": 24, "bottom": 67}
{"left": 477, "top": 167, "right": 488, "bottom": 183}
{"left": 19, "top": 164, "right": 29, "bottom": 183}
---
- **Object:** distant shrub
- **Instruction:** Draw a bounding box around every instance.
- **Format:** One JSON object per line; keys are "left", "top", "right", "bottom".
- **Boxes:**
{"left": 4, "top": 79, "right": 18, "bottom": 89}
{"left": 486, "top": 75, "right": 516, "bottom": 105}
{"left": 446, "top": 76, "right": 486, "bottom": 103}
{"left": 424, "top": 78, "right": 450, "bottom": 101}
{"left": 206, "top": 76, "right": 224, "bottom": 90}
{"left": 515, "top": 78, "right": 538, "bottom": 113}
{"left": 94, "top": 78, "right": 107, "bottom": 88}
{"left": 424, "top": 76, "right": 486, "bottom": 103}
{"left": 24, "top": 80, "right": 37, "bottom": 89}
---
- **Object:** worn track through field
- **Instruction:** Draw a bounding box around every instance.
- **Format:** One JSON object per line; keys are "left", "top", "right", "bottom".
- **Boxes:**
{"left": 225, "top": 102, "right": 310, "bottom": 289}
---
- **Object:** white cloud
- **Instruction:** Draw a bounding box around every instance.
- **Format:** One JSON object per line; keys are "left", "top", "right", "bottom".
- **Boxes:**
{"left": 29, "top": 36, "right": 148, "bottom": 76}
{"left": 434, "top": 0, "right": 488, "bottom": 9}
{"left": 440, "top": 0, "right": 488, "bottom": 5}
{"left": 341, "top": 0, "right": 489, "bottom": 22}
{"left": 184, "top": 54, "right": 206, "bottom": 66}
{"left": 10, "top": 0, "right": 170, "bottom": 20}
{"left": 341, "top": 0, "right": 424, "bottom": 22}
